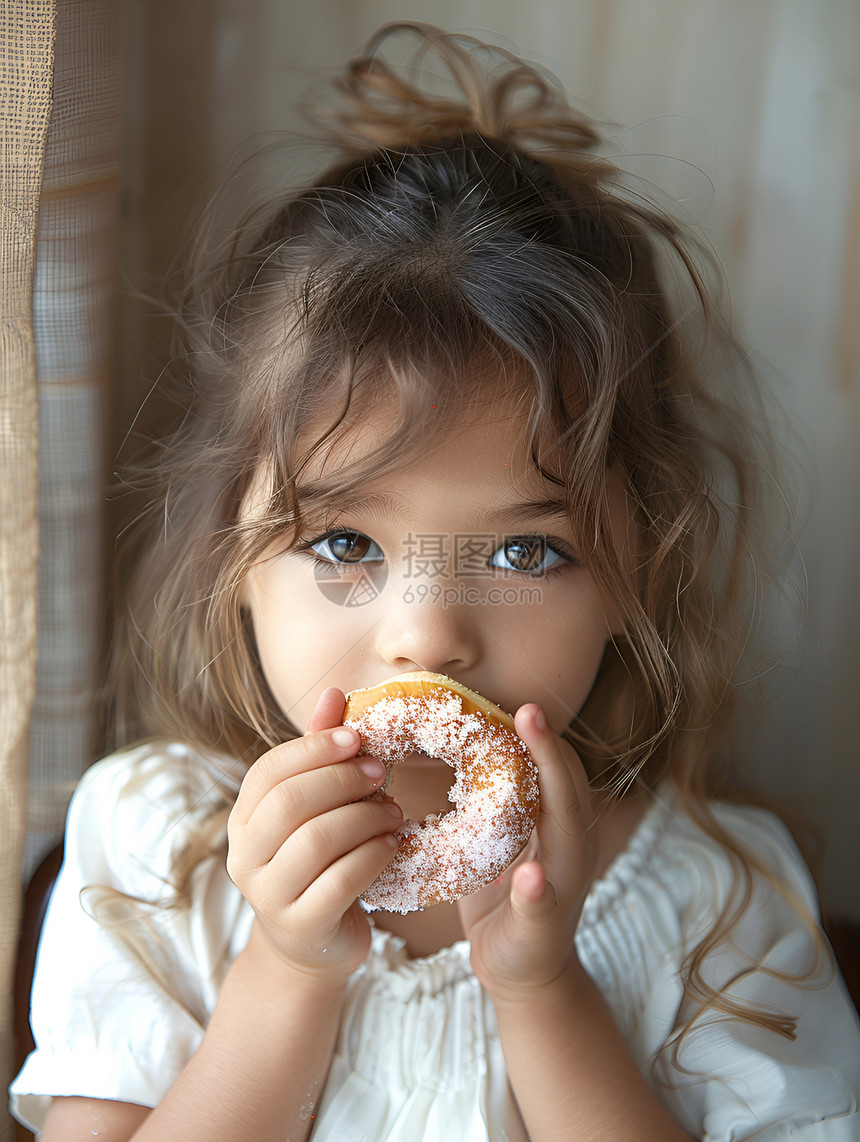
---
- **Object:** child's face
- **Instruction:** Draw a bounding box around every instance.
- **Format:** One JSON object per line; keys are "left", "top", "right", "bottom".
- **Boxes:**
{"left": 244, "top": 403, "right": 631, "bottom": 751}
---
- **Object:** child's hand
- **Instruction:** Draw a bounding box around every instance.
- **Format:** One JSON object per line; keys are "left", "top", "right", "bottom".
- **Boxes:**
{"left": 457, "top": 703, "right": 596, "bottom": 1000}
{"left": 226, "top": 687, "right": 401, "bottom": 981}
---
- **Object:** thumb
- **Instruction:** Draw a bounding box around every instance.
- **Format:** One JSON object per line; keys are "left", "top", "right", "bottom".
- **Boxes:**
{"left": 306, "top": 686, "right": 347, "bottom": 734}
{"left": 508, "top": 860, "right": 558, "bottom": 929}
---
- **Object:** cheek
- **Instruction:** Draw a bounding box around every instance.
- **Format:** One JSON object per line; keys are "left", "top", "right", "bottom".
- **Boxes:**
{"left": 248, "top": 613, "right": 317, "bottom": 731}
{"left": 243, "top": 564, "right": 302, "bottom": 706}
{"left": 548, "top": 581, "right": 614, "bottom": 726}
{"left": 539, "top": 631, "right": 610, "bottom": 736}
{"left": 498, "top": 586, "right": 610, "bottom": 736}
{"left": 245, "top": 562, "right": 364, "bottom": 731}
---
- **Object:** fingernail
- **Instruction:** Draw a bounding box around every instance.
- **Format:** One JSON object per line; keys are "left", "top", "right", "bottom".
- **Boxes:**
{"left": 534, "top": 707, "right": 547, "bottom": 732}
{"left": 383, "top": 800, "right": 402, "bottom": 818}
{"left": 332, "top": 728, "right": 358, "bottom": 747}
{"left": 359, "top": 757, "right": 386, "bottom": 780}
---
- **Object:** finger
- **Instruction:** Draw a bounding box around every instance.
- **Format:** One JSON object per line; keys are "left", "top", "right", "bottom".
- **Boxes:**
{"left": 505, "top": 859, "right": 561, "bottom": 934}
{"left": 267, "top": 798, "right": 402, "bottom": 902}
{"left": 514, "top": 703, "right": 593, "bottom": 876}
{"left": 511, "top": 859, "right": 548, "bottom": 904}
{"left": 306, "top": 687, "right": 347, "bottom": 734}
{"left": 231, "top": 724, "right": 363, "bottom": 827}
{"left": 233, "top": 756, "right": 389, "bottom": 867}
{"left": 298, "top": 830, "right": 400, "bottom": 920}
{"left": 455, "top": 866, "right": 508, "bottom": 932}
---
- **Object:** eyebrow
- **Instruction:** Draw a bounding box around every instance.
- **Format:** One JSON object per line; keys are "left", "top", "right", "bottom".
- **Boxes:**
{"left": 300, "top": 490, "right": 572, "bottom": 530}
{"left": 483, "top": 496, "right": 571, "bottom": 526}
{"left": 299, "top": 490, "right": 406, "bottom": 525}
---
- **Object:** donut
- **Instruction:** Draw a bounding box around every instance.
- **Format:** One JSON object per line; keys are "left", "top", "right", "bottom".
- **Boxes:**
{"left": 343, "top": 671, "right": 539, "bottom": 913}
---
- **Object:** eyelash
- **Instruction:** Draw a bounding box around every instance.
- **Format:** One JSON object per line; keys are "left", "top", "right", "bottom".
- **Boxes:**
{"left": 295, "top": 529, "right": 579, "bottom": 578}
{"left": 300, "top": 530, "right": 384, "bottom": 568}
{"left": 490, "top": 534, "right": 579, "bottom": 576}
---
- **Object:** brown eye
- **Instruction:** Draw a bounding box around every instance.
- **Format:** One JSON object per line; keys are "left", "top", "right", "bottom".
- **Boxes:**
{"left": 312, "top": 531, "right": 382, "bottom": 564}
{"left": 504, "top": 539, "right": 546, "bottom": 571}
{"left": 491, "top": 538, "right": 563, "bottom": 573}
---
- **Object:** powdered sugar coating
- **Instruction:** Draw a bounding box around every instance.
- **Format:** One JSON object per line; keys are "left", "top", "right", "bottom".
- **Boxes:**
{"left": 344, "top": 684, "right": 539, "bottom": 913}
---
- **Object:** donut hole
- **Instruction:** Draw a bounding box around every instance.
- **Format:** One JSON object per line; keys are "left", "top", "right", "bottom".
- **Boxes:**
{"left": 385, "top": 751, "right": 457, "bottom": 824}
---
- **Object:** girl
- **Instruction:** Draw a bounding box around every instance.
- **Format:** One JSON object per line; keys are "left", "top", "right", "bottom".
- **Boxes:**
{"left": 11, "top": 22, "right": 860, "bottom": 1142}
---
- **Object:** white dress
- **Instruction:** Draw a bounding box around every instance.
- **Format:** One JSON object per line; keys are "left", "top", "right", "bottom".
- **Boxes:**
{"left": 9, "top": 742, "right": 860, "bottom": 1140}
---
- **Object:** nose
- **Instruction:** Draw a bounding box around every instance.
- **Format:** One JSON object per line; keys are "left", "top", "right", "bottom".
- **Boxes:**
{"left": 374, "top": 587, "right": 482, "bottom": 677}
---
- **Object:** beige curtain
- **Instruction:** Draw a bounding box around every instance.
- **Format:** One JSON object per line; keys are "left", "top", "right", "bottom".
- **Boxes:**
{"left": 25, "top": 0, "right": 119, "bottom": 877}
{"left": 2, "top": 3, "right": 119, "bottom": 1138}
{"left": 1, "top": 5, "right": 55, "bottom": 1136}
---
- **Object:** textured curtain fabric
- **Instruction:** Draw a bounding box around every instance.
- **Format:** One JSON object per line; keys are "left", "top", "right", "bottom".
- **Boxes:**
{"left": 2, "top": 3, "right": 119, "bottom": 1137}
{"left": 26, "top": 0, "right": 119, "bottom": 877}
{"left": 1, "top": 6, "right": 56, "bottom": 1137}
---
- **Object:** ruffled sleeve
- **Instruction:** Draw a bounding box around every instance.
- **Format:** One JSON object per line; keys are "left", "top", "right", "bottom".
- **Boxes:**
{"left": 577, "top": 794, "right": 860, "bottom": 1141}
{"left": 9, "top": 743, "right": 251, "bottom": 1135}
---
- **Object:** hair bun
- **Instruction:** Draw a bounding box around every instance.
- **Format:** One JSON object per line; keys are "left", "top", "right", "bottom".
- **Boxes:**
{"left": 313, "top": 22, "right": 602, "bottom": 161}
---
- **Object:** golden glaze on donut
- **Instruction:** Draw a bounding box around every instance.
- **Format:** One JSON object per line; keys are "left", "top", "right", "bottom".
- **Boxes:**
{"left": 344, "top": 672, "right": 539, "bottom": 913}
